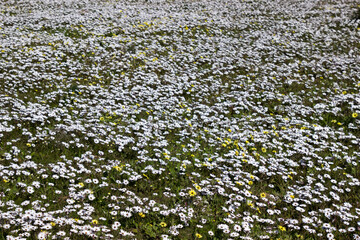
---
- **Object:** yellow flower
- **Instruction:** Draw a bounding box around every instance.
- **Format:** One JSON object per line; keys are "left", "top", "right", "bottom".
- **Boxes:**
{"left": 188, "top": 189, "right": 197, "bottom": 197}
{"left": 261, "top": 147, "right": 266, "bottom": 153}
{"left": 196, "top": 233, "right": 202, "bottom": 238}
{"left": 248, "top": 181, "right": 253, "bottom": 185}
{"left": 139, "top": 212, "right": 145, "bottom": 218}
{"left": 279, "top": 225, "right": 286, "bottom": 231}
{"left": 260, "top": 192, "right": 266, "bottom": 198}
{"left": 160, "top": 222, "right": 167, "bottom": 227}
{"left": 92, "top": 219, "right": 98, "bottom": 225}
{"left": 78, "top": 182, "right": 84, "bottom": 188}
{"left": 195, "top": 185, "right": 202, "bottom": 190}
{"left": 51, "top": 222, "right": 56, "bottom": 226}
{"left": 113, "top": 165, "right": 122, "bottom": 172}
{"left": 26, "top": 143, "right": 31, "bottom": 147}
{"left": 352, "top": 112, "right": 358, "bottom": 118}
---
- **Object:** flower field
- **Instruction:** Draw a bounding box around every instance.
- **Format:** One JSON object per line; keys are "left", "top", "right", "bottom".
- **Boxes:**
{"left": 0, "top": 0, "right": 360, "bottom": 239}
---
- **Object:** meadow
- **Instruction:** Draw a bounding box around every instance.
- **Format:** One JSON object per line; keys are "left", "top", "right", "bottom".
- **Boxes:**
{"left": 0, "top": 0, "right": 360, "bottom": 239}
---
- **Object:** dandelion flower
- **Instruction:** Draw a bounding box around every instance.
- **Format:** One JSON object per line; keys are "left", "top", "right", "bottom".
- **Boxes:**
{"left": 279, "top": 226, "right": 286, "bottom": 231}
{"left": 189, "top": 189, "right": 197, "bottom": 197}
